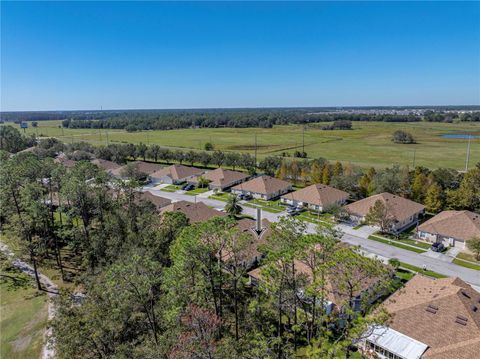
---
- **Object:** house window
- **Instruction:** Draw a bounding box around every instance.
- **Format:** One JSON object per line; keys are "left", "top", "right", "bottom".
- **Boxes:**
{"left": 366, "top": 341, "right": 401, "bottom": 359}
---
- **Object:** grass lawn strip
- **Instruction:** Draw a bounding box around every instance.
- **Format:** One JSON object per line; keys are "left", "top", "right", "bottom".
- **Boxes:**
{"left": 398, "top": 262, "right": 447, "bottom": 279}
{"left": 452, "top": 258, "right": 480, "bottom": 271}
{"left": 368, "top": 235, "right": 427, "bottom": 254}
{"left": 160, "top": 185, "right": 181, "bottom": 193}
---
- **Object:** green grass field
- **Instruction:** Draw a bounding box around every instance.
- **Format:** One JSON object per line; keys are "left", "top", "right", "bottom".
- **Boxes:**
{"left": 1, "top": 260, "right": 48, "bottom": 359}
{"left": 15, "top": 120, "right": 480, "bottom": 169}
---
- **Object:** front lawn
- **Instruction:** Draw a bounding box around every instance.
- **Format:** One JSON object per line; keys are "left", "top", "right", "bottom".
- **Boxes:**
{"left": 243, "top": 203, "right": 283, "bottom": 213}
{"left": 299, "top": 210, "right": 334, "bottom": 222}
{"left": 453, "top": 258, "right": 480, "bottom": 271}
{"left": 456, "top": 252, "right": 480, "bottom": 263}
{"left": 371, "top": 232, "right": 431, "bottom": 250}
{"left": 208, "top": 192, "right": 231, "bottom": 202}
{"left": 399, "top": 262, "right": 446, "bottom": 279}
{"left": 184, "top": 187, "right": 210, "bottom": 196}
{"left": 367, "top": 235, "right": 427, "bottom": 254}
{"left": 244, "top": 199, "right": 286, "bottom": 213}
{"left": 395, "top": 268, "right": 415, "bottom": 282}
{"left": 160, "top": 185, "right": 182, "bottom": 192}
{"left": 398, "top": 238, "right": 431, "bottom": 249}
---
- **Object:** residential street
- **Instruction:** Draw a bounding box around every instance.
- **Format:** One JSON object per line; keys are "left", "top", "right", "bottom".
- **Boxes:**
{"left": 145, "top": 186, "right": 480, "bottom": 288}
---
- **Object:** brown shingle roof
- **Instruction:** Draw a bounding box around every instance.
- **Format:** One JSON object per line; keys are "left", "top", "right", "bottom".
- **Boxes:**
{"left": 345, "top": 192, "right": 425, "bottom": 222}
{"left": 150, "top": 164, "right": 203, "bottom": 181}
{"left": 111, "top": 161, "right": 163, "bottom": 177}
{"left": 91, "top": 159, "right": 122, "bottom": 172}
{"left": 381, "top": 274, "right": 480, "bottom": 359}
{"left": 160, "top": 200, "right": 226, "bottom": 223}
{"left": 281, "top": 184, "right": 349, "bottom": 207}
{"left": 418, "top": 210, "right": 480, "bottom": 242}
{"left": 136, "top": 191, "right": 171, "bottom": 210}
{"left": 232, "top": 175, "right": 292, "bottom": 196}
{"left": 130, "top": 161, "right": 163, "bottom": 175}
{"left": 190, "top": 168, "right": 249, "bottom": 188}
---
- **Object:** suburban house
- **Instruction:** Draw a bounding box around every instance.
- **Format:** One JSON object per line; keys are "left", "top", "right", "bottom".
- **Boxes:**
{"left": 188, "top": 168, "right": 250, "bottom": 191}
{"left": 361, "top": 275, "right": 480, "bottom": 359}
{"left": 417, "top": 210, "right": 480, "bottom": 250}
{"left": 111, "top": 161, "right": 163, "bottom": 180}
{"left": 219, "top": 218, "right": 271, "bottom": 270}
{"left": 91, "top": 158, "right": 122, "bottom": 175}
{"left": 280, "top": 183, "right": 349, "bottom": 211}
{"left": 160, "top": 200, "right": 226, "bottom": 223}
{"left": 149, "top": 164, "right": 204, "bottom": 184}
{"left": 248, "top": 258, "right": 388, "bottom": 314}
{"left": 231, "top": 175, "right": 292, "bottom": 200}
{"left": 135, "top": 191, "right": 171, "bottom": 211}
{"left": 345, "top": 192, "right": 425, "bottom": 233}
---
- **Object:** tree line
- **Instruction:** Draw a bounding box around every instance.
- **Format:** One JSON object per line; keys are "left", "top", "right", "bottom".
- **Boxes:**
{"left": 60, "top": 111, "right": 480, "bottom": 131}
{"left": 275, "top": 158, "right": 480, "bottom": 214}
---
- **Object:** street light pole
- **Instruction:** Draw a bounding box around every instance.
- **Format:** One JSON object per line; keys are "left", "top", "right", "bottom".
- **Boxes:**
{"left": 465, "top": 134, "right": 472, "bottom": 172}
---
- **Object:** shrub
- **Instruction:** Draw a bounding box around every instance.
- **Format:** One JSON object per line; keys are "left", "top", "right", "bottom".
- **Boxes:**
{"left": 392, "top": 130, "right": 415, "bottom": 144}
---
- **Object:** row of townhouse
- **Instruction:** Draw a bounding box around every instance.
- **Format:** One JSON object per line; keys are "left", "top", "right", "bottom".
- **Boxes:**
{"left": 61, "top": 155, "right": 480, "bottom": 250}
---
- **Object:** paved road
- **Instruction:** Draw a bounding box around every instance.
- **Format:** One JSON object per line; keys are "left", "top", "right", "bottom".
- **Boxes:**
{"left": 145, "top": 186, "right": 480, "bottom": 288}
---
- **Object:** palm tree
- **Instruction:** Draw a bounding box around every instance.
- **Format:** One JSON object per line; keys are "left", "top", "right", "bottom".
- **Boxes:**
{"left": 197, "top": 176, "right": 210, "bottom": 189}
{"left": 225, "top": 194, "right": 242, "bottom": 217}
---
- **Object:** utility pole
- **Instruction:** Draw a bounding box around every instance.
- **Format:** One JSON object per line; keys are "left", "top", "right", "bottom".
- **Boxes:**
{"left": 302, "top": 125, "right": 305, "bottom": 154}
{"left": 254, "top": 133, "right": 257, "bottom": 170}
{"left": 465, "top": 134, "right": 472, "bottom": 172}
{"left": 412, "top": 149, "right": 416, "bottom": 168}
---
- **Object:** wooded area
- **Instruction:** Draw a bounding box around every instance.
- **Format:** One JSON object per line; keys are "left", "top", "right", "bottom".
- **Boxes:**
{"left": 2, "top": 108, "right": 479, "bottom": 132}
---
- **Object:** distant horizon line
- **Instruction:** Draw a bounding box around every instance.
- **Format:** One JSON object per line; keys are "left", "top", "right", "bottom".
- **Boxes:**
{"left": 2, "top": 104, "right": 480, "bottom": 113}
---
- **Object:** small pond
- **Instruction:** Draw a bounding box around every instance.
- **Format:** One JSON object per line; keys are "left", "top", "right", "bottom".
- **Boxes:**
{"left": 441, "top": 134, "right": 480, "bottom": 139}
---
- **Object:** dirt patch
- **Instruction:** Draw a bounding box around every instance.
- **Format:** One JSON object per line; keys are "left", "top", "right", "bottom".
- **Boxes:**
{"left": 12, "top": 335, "right": 32, "bottom": 352}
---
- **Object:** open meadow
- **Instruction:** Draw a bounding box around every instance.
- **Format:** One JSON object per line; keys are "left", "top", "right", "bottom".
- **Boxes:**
{"left": 19, "top": 120, "right": 480, "bottom": 169}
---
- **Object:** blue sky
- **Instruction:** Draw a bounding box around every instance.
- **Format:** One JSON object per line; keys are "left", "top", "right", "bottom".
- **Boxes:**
{"left": 1, "top": 1, "right": 479, "bottom": 111}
